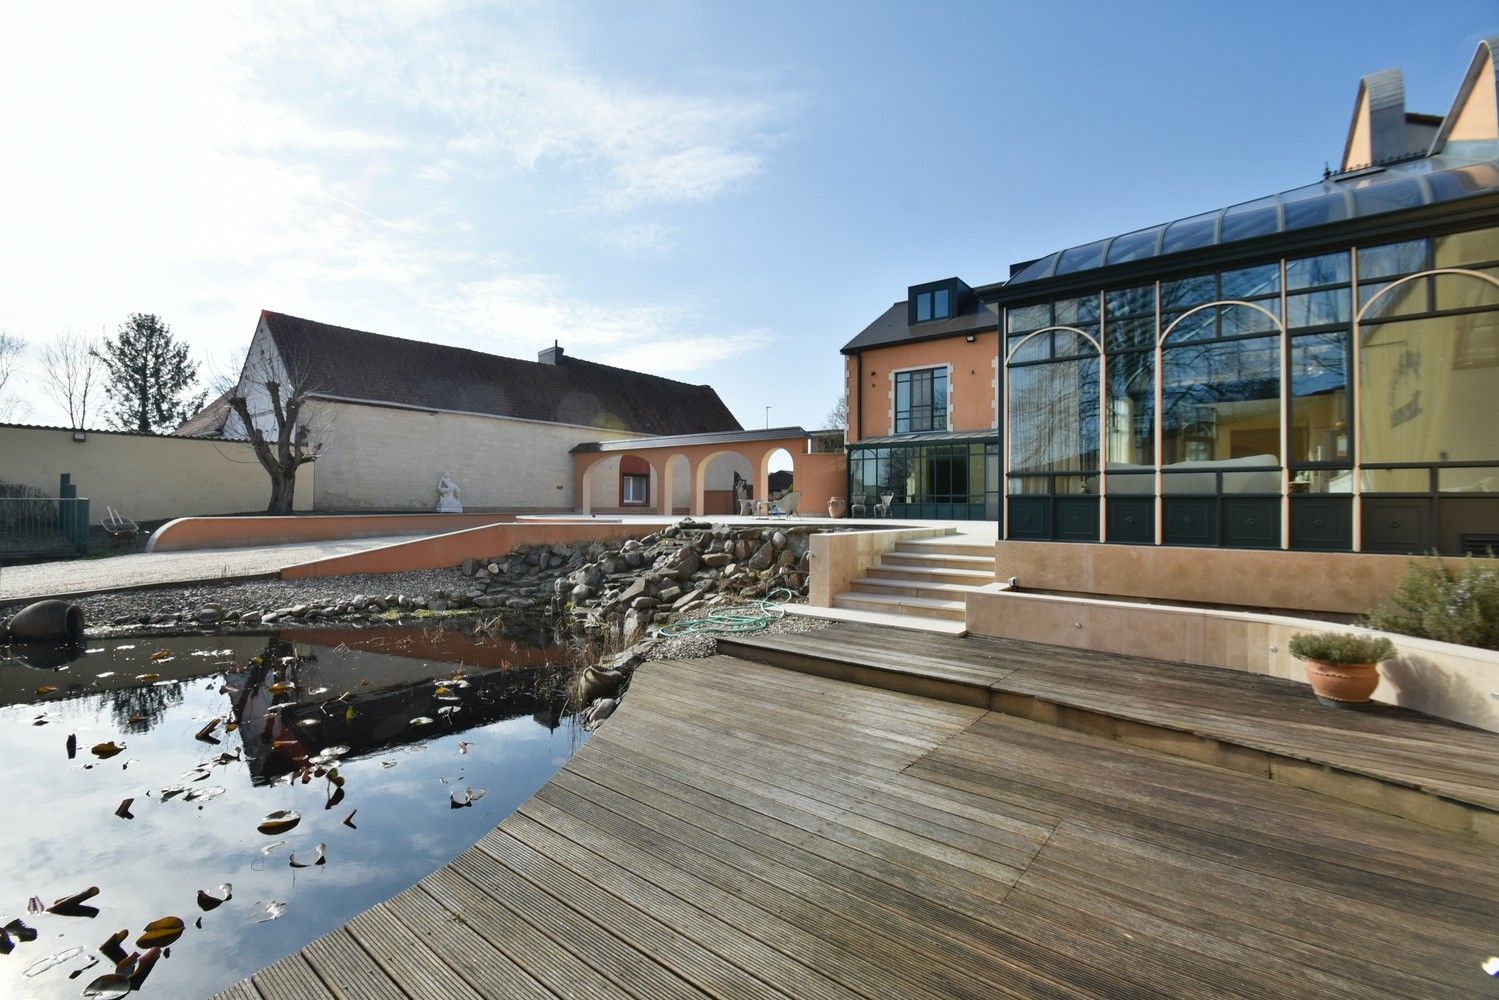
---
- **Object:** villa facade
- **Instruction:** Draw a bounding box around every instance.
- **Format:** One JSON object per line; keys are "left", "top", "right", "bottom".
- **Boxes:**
{"left": 844, "top": 35, "right": 1499, "bottom": 557}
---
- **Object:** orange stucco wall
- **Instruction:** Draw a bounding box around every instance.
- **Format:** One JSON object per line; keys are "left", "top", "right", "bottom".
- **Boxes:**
{"left": 148, "top": 513, "right": 514, "bottom": 552}
{"left": 844, "top": 331, "right": 999, "bottom": 444}
{"left": 280, "top": 520, "right": 659, "bottom": 578}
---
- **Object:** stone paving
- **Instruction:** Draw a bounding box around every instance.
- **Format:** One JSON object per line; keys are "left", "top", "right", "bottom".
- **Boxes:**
{"left": 0, "top": 535, "right": 428, "bottom": 605}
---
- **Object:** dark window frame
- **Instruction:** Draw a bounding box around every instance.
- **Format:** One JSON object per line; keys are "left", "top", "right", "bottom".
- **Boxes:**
{"left": 894, "top": 366, "right": 949, "bottom": 434}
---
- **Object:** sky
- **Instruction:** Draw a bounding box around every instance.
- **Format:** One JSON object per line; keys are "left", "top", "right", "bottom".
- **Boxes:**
{"left": 0, "top": 1, "right": 1494, "bottom": 430}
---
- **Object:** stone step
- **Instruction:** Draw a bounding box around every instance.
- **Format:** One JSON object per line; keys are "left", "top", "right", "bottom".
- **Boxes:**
{"left": 866, "top": 564, "right": 995, "bottom": 585}
{"left": 850, "top": 578, "right": 984, "bottom": 600}
{"left": 832, "top": 591, "right": 967, "bottom": 621}
{"left": 893, "top": 539, "right": 996, "bottom": 557}
{"left": 880, "top": 551, "right": 996, "bottom": 572}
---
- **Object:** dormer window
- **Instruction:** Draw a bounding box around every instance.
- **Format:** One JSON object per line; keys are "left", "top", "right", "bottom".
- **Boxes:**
{"left": 910, "top": 279, "right": 969, "bottom": 325}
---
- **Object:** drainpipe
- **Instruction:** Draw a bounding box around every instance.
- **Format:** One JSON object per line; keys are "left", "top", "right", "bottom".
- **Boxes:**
{"left": 854, "top": 350, "right": 863, "bottom": 441}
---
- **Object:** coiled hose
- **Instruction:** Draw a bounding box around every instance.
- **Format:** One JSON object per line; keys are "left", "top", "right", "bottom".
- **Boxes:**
{"left": 656, "top": 588, "right": 797, "bottom": 637}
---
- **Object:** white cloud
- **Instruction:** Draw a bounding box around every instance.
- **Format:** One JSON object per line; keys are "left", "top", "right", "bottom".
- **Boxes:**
{"left": 588, "top": 222, "right": 676, "bottom": 257}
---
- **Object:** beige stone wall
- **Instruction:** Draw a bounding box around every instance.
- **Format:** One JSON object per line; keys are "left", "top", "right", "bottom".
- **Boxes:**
{"left": 310, "top": 401, "right": 639, "bottom": 512}
{"left": 0, "top": 424, "right": 312, "bottom": 522}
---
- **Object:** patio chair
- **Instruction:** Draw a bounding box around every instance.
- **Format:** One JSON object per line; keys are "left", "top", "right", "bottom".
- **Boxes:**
{"left": 769, "top": 491, "right": 801, "bottom": 518}
{"left": 875, "top": 492, "right": 895, "bottom": 518}
{"left": 102, "top": 506, "right": 138, "bottom": 546}
{"left": 737, "top": 498, "right": 756, "bottom": 517}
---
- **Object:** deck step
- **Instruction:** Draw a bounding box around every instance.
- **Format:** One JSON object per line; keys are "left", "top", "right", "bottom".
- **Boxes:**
{"left": 851, "top": 577, "right": 984, "bottom": 599}
{"left": 866, "top": 564, "right": 994, "bottom": 585}
{"left": 833, "top": 591, "right": 967, "bottom": 621}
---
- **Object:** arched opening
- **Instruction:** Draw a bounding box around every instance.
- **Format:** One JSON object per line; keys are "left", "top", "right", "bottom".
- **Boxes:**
{"left": 693, "top": 449, "right": 754, "bottom": 515}
{"left": 663, "top": 453, "right": 691, "bottom": 516}
{"left": 763, "top": 448, "right": 795, "bottom": 510}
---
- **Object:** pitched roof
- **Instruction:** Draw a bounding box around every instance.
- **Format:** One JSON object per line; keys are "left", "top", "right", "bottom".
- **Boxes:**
{"left": 257, "top": 311, "right": 742, "bottom": 436}
{"left": 840, "top": 298, "right": 999, "bottom": 354}
{"left": 173, "top": 390, "right": 233, "bottom": 437}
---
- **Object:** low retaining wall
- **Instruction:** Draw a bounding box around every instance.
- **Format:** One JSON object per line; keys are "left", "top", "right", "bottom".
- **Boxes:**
{"left": 809, "top": 524, "right": 958, "bottom": 606}
{"left": 994, "top": 540, "right": 1494, "bottom": 616}
{"left": 147, "top": 513, "right": 514, "bottom": 552}
{"left": 280, "top": 520, "right": 660, "bottom": 578}
{"left": 966, "top": 587, "right": 1499, "bottom": 734}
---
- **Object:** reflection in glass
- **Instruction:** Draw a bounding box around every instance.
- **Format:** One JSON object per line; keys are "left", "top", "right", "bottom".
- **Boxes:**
{"left": 1287, "top": 251, "right": 1351, "bottom": 289}
{"left": 1007, "top": 303, "right": 1051, "bottom": 334}
{"left": 1106, "top": 351, "right": 1154, "bottom": 468}
{"left": 1161, "top": 336, "right": 1280, "bottom": 465}
{"left": 1433, "top": 226, "right": 1499, "bottom": 268}
{"left": 1008, "top": 351, "right": 1099, "bottom": 475}
{"left": 1439, "top": 467, "right": 1499, "bottom": 492}
{"left": 1360, "top": 312, "right": 1499, "bottom": 463}
{"left": 1290, "top": 332, "right": 1350, "bottom": 463}
{"left": 1287, "top": 289, "right": 1351, "bottom": 328}
{"left": 1358, "top": 239, "right": 1429, "bottom": 281}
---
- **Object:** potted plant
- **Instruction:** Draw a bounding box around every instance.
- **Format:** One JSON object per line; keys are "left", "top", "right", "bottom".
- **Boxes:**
{"left": 827, "top": 496, "right": 845, "bottom": 519}
{"left": 1288, "top": 632, "right": 1398, "bottom": 707}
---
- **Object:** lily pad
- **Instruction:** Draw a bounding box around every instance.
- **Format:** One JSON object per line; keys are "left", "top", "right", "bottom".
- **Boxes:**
{"left": 81, "top": 973, "right": 132, "bottom": 999}
{"left": 196, "top": 883, "right": 232, "bottom": 911}
{"left": 289, "top": 843, "right": 326, "bottom": 868}
{"left": 90, "top": 742, "right": 124, "bottom": 760}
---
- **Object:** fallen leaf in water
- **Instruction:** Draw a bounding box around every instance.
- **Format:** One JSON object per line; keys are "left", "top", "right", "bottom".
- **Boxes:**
{"left": 289, "top": 843, "right": 326, "bottom": 868}
{"left": 194, "top": 719, "right": 220, "bottom": 742}
{"left": 148, "top": 649, "right": 171, "bottom": 661}
{"left": 437, "top": 705, "right": 459, "bottom": 717}
{"left": 5, "top": 918, "right": 38, "bottom": 942}
{"left": 252, "top": 900, "right": 286, "bottom": 923}
{"left": 32, "top": 716, "right": 47, "bottom": 726}
{"left": 434, "top": 685, "right": 453, "bottom": 696}
{"left": 115, "top": 798, "right": 134, "bottom": 820}
{"left": 35, "top": 685, "right": 59, "bottom": 697}
{"left": 449, "top": 787, "right": 488, "bottom": 809}
{"left": 410, "top": 716, "right": 434, "bottom": 726}
{"left": 184, "top": 785, "right": 226, "bottom": 803}
{"left": 0, "top": 928, "right": 11, "bottom": 956}
{"left": 325, "top": 785, "right": 345, "bottom": 810}
{"left": 342, "top": 809, "right": 358, "bottom": 829}
{"left": 267, "top": 682, "right": 295, "bottom": 694}
{"left": 129, "top": 946, "right": 161, "bottom": 989}
{"left": 99, "top": 929, "right": 128, "bottom": 963}
{"left": 380, "top": 759, "right": 397, "bottom": 768}
{"left": 66, "top": 733, "right": 77, "bottom": 759}
{"left": 27, "top": 896, "right": 44, "bottom": 914}
{"left": 82, "top": 974, "right": 132, "bottom": 999}
{"left": 135, "top": 672, "right": 159, "bottom": 682}
{"left": 344, "top": 706, "right": 355, "bottom": 721}
{"left": 68, "top": 954, "right": 99, "bottom": 979}
{"left": 257, "top": 809, "right": 301, "bottom": 835}
{"left": 47, "top": 886, "right": 100, "bottom": 916}
{"left": 196, "top": 884, "right": 232, "bottom": 911}
{"left": 225, "top": 720, "right": 239, "bottom": 732}
{"left": 134, "top": 917, "right": 183, "bottom": 948}
{"left": 457, "top": 741, "right": 472, "bottom": 755}
{"left": 90, "top": 742, "right": 124, "bottom": 759}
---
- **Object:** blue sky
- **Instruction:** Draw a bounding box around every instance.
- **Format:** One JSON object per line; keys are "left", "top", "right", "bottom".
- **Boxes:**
{"left": 0, "top": 2, "right": 1493, "bottom": 429}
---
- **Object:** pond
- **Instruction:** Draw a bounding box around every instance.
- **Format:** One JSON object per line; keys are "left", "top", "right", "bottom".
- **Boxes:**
{"left": 0, "top": 625, "right": 586, "bottom": 999}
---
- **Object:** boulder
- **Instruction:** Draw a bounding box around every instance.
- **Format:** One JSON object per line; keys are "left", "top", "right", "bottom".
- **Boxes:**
{"left": 461, "top": 557, "right": 479, "bottom": 576}
{"left": 748, "top": 542, "right": 775, "bottom": 571}
{"left": 702, "top": 552, "right": 730, "bottom": 568}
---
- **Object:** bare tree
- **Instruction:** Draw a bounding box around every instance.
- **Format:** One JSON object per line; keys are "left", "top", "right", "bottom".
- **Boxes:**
{"left": 0, "top": 331, "right": 26, "bottom": 419}
{"left": 225, "top": 346, "right": 324, "bottom": 515}
{"left": 38, "top": 331, "right": 102, "bottom": 428}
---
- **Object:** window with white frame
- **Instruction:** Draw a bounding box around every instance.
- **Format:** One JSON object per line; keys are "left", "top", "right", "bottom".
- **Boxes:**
{"left": 622, "top": 473, "right": 649, "bottom": 505}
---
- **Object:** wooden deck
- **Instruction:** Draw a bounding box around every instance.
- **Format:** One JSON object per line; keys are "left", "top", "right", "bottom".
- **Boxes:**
{"left": 219, "top": 650, "right": 1499, "bottom": 999}
{"left": 722, "top": 621, "right": 1499, "bottom": 835}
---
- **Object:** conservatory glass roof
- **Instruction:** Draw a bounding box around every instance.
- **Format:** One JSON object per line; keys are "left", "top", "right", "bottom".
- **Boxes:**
{"left": 1008, "top": 154, "right": 1499, "bottom": 285}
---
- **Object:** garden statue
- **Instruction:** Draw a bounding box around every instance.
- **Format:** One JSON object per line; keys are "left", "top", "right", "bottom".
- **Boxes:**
{"left": 435, "top": 472, "right": 463, "bottom": 513}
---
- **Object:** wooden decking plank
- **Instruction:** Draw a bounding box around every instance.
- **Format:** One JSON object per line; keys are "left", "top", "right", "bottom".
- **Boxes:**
{"left": 420, "top": 868, "right": 630, "bottom": 1000}
{"left": 448, "top": 849, "right": 715, "bottom": 1000}
{"left": 500, "top": 809, "right": 864, "bottom": 1000}
{"left": 514, "top": 795, "right": 924, "bottom": 1000}
{"left": 300, "top": 929, "right": 409, "bottom": 1000}
{"left": 346, "top": 903, "right": 488, "bottom": 1000}
{"left": 381, "top": 886, "right": 559, "bottom": 1000}
{"left": 533, "top": 771, "right": 1096, "bottom": 1000}
{"left": 213, "top": 983, "right": 265, "bottom": 1000}
{"left": 579, "top": 730, "right": 1032, "bottom": 904}
{"left": 477, "top": 826, "right": 796, "bottom": 1000}
{"left": 1026, "top": 828, "right": 1481, "bottom": 997}
{"left": 247, "top": 952, "right": 339, "bottom": 999}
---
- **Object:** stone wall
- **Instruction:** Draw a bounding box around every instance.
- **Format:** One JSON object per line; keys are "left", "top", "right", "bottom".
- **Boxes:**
{"left": 0, "top": 423, "right": 313, "bottom": 523}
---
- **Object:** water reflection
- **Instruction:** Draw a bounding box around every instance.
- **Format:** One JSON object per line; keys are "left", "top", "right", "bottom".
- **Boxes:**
{"left": 0, "top": 626, "right": 585, "bottom": 999}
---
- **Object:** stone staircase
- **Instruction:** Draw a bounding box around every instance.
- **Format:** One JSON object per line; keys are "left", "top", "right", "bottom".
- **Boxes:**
{"left": 832, "top": 537, "right": 996, "bottom": 623}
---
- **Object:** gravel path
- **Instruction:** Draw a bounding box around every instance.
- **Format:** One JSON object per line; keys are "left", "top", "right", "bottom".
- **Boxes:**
{"left": 0, "top": 535, "right": 429, "bottom": 604}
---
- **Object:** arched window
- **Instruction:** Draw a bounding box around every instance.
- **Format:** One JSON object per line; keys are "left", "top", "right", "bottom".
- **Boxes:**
{"left": 1006, "top": 327, "right": 1102, "bottom": 496}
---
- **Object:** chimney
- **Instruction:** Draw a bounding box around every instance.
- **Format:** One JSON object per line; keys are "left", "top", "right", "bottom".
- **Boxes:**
{"left": 538, "top": 340, "right": 564, "bottom": 365}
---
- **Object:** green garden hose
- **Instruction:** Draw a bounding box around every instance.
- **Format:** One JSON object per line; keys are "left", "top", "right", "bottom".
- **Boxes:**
{"left": 657, "top": 588, "right": 797, "bottom": 637}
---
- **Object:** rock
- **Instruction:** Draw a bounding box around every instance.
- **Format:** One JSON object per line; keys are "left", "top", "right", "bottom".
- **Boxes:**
{"left": 657, "top": 585, "right": 682, "bottom": 604}
{"left": 584, "top": 697, "right": 619, "bottom": 731}
{"left": 240, "top": 611, "right": 259, "bottom": 622}
{"left": 195, "top": 606, "right": 222, "bottom": 623}
{"left": 506, "top": 597, "right": 534, "bottom": 610}
{"left": 461, "top": 557, "right": 479, "bottom": 576}
{"left": 622, "top": 609, "right": 651, "bottom": 645}
{"left": 471, "top": 595, "right": 501, "bottom": 608}
{"left": 631, "top": 596, "right": 658, "bottom": 611}
{"left": 772, "top": 530, "right": 787, "bottom": 548}
{"left": 429, "top": 599, "right": 449, "bottom": 612}
{"left": 368, "top": 597, "right": 388, "bottom": 611}
{"left": 602, "top": 650, "right": 645, "bottom": 674}
{"left": 777, "top": 550, "right": 797, "bottom": 568}
{"left": 260, "top": 614, "right": 280, "bottom": 625}
{"left": 702, "top": 552, "right": 730, "bottom": 568}
{"left": 748, "top": 542, "right": 775, "bottom": 571}
{"left": 487, "top": 562, "right": 501, "bottom": 574}
{"left": 671, "top": 588, "right": 703, "bottom": 610}
{"left": 623, "top": 550, "right": 644, "bottom": 568}
{"left": 672, "top": 548, "right": 701, "bottom": 581}
{"left": 571, "top": 584, "right": 595, "bottom": 602}
{"left": 618, "top": 577, "right": 648, "bottom": 605}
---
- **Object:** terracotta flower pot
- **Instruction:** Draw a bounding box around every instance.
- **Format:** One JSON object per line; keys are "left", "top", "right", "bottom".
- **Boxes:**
{"left": 1304, "top": 659, "right": 1380, "bottom": 705}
